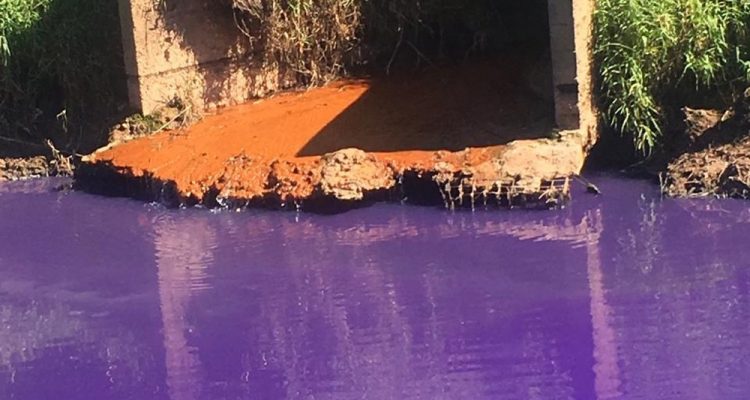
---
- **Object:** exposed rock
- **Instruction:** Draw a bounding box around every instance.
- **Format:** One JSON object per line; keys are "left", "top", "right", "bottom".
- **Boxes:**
{"left": 78, "top": 136, "right": 587, "bottom": 211}
{"left": 496, "top": 138, "right": 584, "bottom": 191}
{"left": 267, "top": 159, "right": 319, "bottom": 202}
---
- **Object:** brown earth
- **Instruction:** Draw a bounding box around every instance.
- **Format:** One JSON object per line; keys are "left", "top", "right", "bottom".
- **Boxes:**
{"left": 663, "top": 106, "right": 750, "bottom": 199}
{"left": 665, "top": 137, "right": 750, "bottom": 199}
{"left": 78, "top": 61, "right": 587, "bottom": 210}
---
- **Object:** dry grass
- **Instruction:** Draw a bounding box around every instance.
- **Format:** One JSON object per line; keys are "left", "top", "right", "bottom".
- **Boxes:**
{"left": 229, "top": 0, "right": 519, "bottom": 86}
{"left": 232, "top": 0, "right": 362, "bottom": 86}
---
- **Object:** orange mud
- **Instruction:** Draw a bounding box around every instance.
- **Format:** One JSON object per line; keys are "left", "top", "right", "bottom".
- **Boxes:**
{"left": 83, "top": 60, "right": 584, "bottom": 207}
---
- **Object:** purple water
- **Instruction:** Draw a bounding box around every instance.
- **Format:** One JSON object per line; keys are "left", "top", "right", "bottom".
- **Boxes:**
{"left": 0, "top": 176, "right": 749, "bottom": 400}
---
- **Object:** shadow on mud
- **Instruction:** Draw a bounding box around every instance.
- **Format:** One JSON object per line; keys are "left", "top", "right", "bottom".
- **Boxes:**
{"left": 297, "top": 56, "right": 554, "bottom": 156}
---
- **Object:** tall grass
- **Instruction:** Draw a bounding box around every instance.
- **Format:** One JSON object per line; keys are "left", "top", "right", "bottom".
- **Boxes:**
{"left": 0, "top": 0, "right": 45, "bottom": 65}
{"left": 595, "top": 0, "right": 750, "bottom": 152}
{"left": 0, "top": 0, "right": 124, "bottom": 155}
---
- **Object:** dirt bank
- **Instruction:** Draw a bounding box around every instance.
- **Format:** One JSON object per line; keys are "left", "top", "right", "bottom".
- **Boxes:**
{"left": 663, "top": 105, "right": 750, "bottom": 199}
{"left": 0, "top": 155, "right": 75, "bottom": 182}
{"left": 77, "top": 61, "right": 587, "bottom": 210}
{"left": 0, "top": 157, "right": 52, "bottom": 182}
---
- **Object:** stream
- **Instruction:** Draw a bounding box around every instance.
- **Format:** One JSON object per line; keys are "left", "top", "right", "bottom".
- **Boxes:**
{"left": 0, "top": 175, "right": 749, "bottom": 399}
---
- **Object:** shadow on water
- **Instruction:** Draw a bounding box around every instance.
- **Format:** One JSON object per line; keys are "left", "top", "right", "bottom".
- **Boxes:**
{"left": 1, "top": 176, "right": 750, "bottom": 399}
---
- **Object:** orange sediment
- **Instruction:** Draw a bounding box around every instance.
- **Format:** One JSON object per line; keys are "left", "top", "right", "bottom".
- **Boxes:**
{"left": 81, "top": 61, "right": 586, "bottom": 208}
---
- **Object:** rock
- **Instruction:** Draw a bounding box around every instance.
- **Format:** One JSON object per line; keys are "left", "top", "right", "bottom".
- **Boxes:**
{"left": 79, "top": 135, "right": 587, "bottom": 210}
{"left": 267, "top": 159, "right": 318, "bottom": 201}
{"left": 318, "top": 148, "right": 395, "bottom": 201}
{"left": 497, "top": 139, "right": 584, "bottom": 189}
{"left": 159, "top": 105, "right": 183, "bottom": 127}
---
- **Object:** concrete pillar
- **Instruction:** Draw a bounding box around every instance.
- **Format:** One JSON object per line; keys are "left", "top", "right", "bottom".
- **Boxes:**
{"left": 548, "top": 0, "right": 580, "bottom": 130}
{"left": 117, "top": 0, "right": 278, "bottom": 114}
{"left": 571, "top": 0, "right": 599, "bottom": 149}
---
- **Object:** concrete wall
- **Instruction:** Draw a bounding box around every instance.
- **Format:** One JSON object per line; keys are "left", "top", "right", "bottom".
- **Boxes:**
{"left": 571, "top": 0, "right": 599, "bottom": 149}
{"left": 546, "top": 0, "right": 598, "bottom": 148}
{"left": 117, "top": 0, "right": 280, "bottom": 113}
{"left": 548, "top": 0, "right": 579, "bottom": 131}
{"left": 119, "top": 0, "right": 597, "bottom": 141}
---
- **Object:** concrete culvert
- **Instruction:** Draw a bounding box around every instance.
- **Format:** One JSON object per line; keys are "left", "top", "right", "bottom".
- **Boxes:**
{"left": 81, "top": 0, "right": 597, "bottom": 210}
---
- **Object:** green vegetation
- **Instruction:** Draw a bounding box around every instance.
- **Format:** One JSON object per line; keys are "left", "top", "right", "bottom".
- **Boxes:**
{"left": 595, "top": 0, "right": 750, "bottom": 152}
{"left": 0, "top": 0, "right": 125, "bottom": 156}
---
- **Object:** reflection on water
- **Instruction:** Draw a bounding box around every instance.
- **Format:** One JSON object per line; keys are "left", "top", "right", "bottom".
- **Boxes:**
{"left": 584, "top": 210, "right": 622, "bottom": 400}
{"left": 155, "top": 218, "right": 217, "bottom": 400}
{"left": 0, "top": 176, "right": 749, "bottom": 399}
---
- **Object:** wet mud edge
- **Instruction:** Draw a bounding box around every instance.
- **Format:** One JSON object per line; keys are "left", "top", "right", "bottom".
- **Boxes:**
{"left": 75, "top": 135, "right": 587, "bottom": 212}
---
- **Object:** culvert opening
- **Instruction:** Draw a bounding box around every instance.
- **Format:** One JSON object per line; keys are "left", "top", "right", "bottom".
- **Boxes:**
{"left": 87, "top": 0, "right": 588, "bottom": 210}
{"left": 225, "top": 0, "right": 560, "bottom": 156}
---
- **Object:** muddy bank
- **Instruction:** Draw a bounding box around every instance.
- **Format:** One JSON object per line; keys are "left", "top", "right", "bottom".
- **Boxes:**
{"left": 76, "top": 64, "right": 587, "bottom": 211}
{"left": 0, "top": 156, "right": 74, "bottom": 182}
{"left": 662, "top": 96, "right": 750, "bottom": 199}
{"left": 78, "top": 140, "right": 585, "bottom": 211}
{"left": 665, "top": 137, "right": 750, "bottom": 199}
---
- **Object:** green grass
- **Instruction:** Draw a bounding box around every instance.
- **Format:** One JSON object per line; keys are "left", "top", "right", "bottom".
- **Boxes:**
{"left": 238, "top": 0, "right": 745, "bottom": 154}
{"left": 0, "top": 0, "right": 45, "bottom": 65}
{"left": 0, "top": 0, "right": 125, "bottom": 156}
{"left": 595, "top": 0, "right": 750, "bottom": 153}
